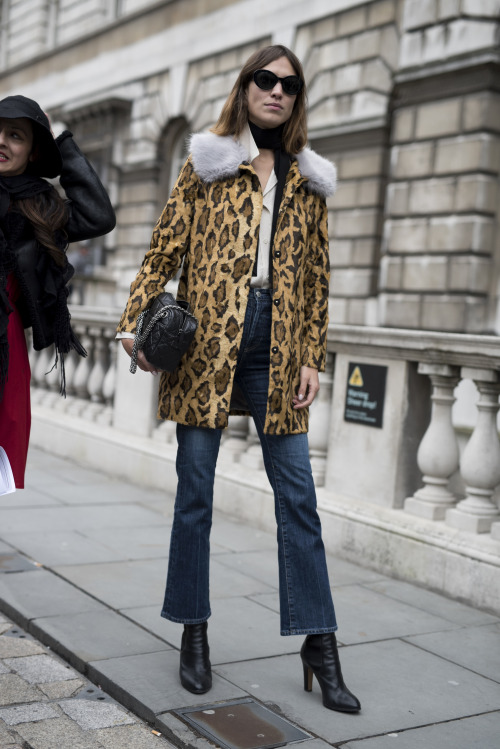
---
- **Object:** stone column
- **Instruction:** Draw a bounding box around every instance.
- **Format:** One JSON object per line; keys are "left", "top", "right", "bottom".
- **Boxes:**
{"left": 309, "top": 353, "right": 334, "bottom": 487}
{"left": 447, "top": 368, "right": 500, "bottom": 533}
{"left": 239, "top": 419, "right": 264, "bottom": 470}
{"left": 113, "top": 343, "right": 159, "bottom": 438}
{"left": 218, "top": 416, "right": 250, "bottom": 465}
{"left": 404, "top": 363, "right": 460, "bottom": 520}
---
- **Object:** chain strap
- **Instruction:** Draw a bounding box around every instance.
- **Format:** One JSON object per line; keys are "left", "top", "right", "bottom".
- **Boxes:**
{"left": 129, "top": 301, "right": 197, "bottom": 374}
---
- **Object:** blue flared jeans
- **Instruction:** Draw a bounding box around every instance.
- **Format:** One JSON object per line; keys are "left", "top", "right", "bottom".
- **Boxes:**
{"left": 161, "top": 288, "right": 338, "bottom": 635}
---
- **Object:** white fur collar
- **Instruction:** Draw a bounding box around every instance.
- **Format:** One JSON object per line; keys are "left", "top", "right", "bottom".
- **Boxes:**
{"left": 189, "top": 132, "right": 337, "bottom": 198}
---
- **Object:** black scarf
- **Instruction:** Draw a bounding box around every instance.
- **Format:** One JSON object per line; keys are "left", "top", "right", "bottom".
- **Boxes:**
{"left": 248, "top": 121, "right": 291, "bottom": 284}
{"left": 0, "top": 174, "right": 75, "bottom": 402}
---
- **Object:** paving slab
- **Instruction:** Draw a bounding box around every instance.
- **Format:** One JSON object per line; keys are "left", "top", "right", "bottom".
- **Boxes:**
{"left": 1, "top": 530, "right": 124, "bottom": 566}
{"left": 0, "top": 569, "right": 105, "bottom": 627}
{"left": 24, "top": 448, "right": 71, "bottom": 471}
{"left": 41, "top": 480, "right": 167, "bottom": 506}
{"left": 88, "top": 650, "right": 247, "bottom": 723}
{"left": 366, "top": 579, "right": 500, "bottom": 627}
{"left": 405, "top": 623, "right": 500, "bottom": 683}
{"left": 213, "top": 549, "right": 280, "bottom": 588}
{"left": 13, "top": 715, "right": 111, "bottom": 749}
{"left": 30, "top": 610, "right": 171, "bottom": 671}
{"left": 215, "top": 639, "right": 500, "bottom": 744}
{"left": 326, "top": 557, "right": 388, "bottom": 587}
{"left": 122, "top": 596, "right": 296, "bottom": 664}
{"left": 53, "top": 558, "right": 168, "bottom": 608}
{"left": 0, "top": 674, "right": 45, "bottom": 705}
{"left": 95, "top": 723, "right": 177, "bottom": 749}
{"left": 0, "top": 487, "right": 63, "bottom": 508}
{"left": 210, "top": 557, "right": 277, "bottom": 599}
{"left": 58, "top": 699, "right": 135, "bottom": 730}
{"left": 0, "top": 702, "right": 60, "bottom": 725}
{"left": 0, "top": 503, "right": 168, "bottom": 534}
{"left": 0, "top": 637, "right": 45, "bottom": 658}
{"left": 0, "top": 721, "right": 21, "bottom": 747}
{"left": 247, "top": 591, "right": 280, "bottom": 614}
{"left": 342, "top": 711, "right": 500, "bottom": 748}
{"left": 39, "top": 679, "right": 85, "bottom": 700}
{"left": 21, "top": 467, "right": 70, "bottom": 490}
{"left": 326, "top": 584, "right": 460, "bottom": 645}
{"left": 4, "top": 654, "right": 76, "bottom": 684}
{"left": 209, "top": 516, "right": 277, "bottom": 553}
{"left": 82, "top": 525, "right": 171, "bottom": 560}
{"left": 0, "top": 552, "right": 39, "bottom": 573}
{"left": 35, "top": 463, "right": 117, "bottom": 486}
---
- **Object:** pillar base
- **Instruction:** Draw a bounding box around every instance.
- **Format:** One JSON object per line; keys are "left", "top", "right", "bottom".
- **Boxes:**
{"left": 446, "top": 507, "right": 498, "bottom": 534}
{"left": 490, "top": 522, "right": 500, "bottom": 541}
{"left": 404, "top": 496, "right": 452, "bottom": 521}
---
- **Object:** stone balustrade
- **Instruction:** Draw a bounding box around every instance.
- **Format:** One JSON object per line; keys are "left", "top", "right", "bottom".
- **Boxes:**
{"left": 29, "top": 305, "right": 119, "bottom": 426}
{"left": 326, "top": 324, "right": 500, "bottom": 537}
{"left": 29, "top": 312, "right": 500, "bottom": 539}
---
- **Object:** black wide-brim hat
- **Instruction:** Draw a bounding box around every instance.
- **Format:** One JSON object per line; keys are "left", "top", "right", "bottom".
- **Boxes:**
{"left": 0, "top": 94, "right": 63, "bottom": 178}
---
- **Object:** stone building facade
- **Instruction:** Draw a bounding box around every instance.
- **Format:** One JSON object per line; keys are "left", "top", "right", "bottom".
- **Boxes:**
{"left": 1, "top": 0, "right": 499, "bottom": 333}
{"left": 1, "top": 1, "right": 500, "bottom": 611}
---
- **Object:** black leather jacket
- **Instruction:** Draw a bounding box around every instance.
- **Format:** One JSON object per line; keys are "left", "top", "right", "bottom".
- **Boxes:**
{"left": 14, "top": 130, "right": 116, "bottom": 350}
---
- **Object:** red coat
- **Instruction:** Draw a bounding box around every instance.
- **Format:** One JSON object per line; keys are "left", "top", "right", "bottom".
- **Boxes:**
{"left": 0, "top": 274, "right": 30, "bottom": 487}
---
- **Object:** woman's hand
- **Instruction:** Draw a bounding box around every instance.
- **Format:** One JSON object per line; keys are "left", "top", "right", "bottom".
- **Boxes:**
{"left": 120, "top": 338, "right": 159, "bottom": 375}
{"left": 292, "top": 366, "right": 320, "bottom": 409}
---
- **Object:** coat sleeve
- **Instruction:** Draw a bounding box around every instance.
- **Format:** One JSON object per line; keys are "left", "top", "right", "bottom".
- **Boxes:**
{"left": 56, "top": 131, "right": 116, "bottom": 242}
{"left": 117, "top": 157, "right": 198, "bottom": 334}
{"left": 301, "top": 194, "right": 330, "bottom": 372}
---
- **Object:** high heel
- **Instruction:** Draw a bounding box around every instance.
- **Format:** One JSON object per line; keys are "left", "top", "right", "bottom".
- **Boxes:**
{"left": 303, "top": 661, "right": 313, "bottom": 691}
{"left": 300, "top": 633, "right": 361, "bottom": 713}
{"left": 179, "top": 622, "right": 212, "bottom": 694}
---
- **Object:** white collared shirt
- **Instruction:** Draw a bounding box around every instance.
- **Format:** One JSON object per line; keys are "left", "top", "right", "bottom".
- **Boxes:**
{"left": 239, "top": 123, "right": 277, "bottom": 289}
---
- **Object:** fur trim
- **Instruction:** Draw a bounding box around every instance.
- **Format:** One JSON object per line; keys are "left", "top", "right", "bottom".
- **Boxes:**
{"left": 189, "top": 132, "right": 337, "bottom": 197}
{"left": 296, "top": 148, "right": 337, "bottom": 198}
{"left": 189, "top": 133, "right": 247, "bottom": 183}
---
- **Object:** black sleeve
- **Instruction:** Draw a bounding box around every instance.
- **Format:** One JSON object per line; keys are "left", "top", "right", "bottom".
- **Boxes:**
{"left": 56, "top": 130, "right": 116, "bottom": 243}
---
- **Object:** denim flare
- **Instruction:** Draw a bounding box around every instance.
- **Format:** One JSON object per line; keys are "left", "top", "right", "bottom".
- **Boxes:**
{"left": 161, "top": 288, "right": 337, "bottom": 635}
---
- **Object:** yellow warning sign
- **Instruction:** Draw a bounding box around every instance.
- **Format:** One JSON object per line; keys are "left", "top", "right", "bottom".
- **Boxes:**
{"left": 349, "top": 366, "right": 364, "bottom": 387}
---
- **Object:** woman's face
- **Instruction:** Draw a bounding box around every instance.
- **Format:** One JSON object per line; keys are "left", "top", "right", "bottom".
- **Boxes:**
{"left": 0, "top": 117, "right": 34, "bottom": 176}
{"left": 246, "top": 56, "right": 298, "bottom": 130}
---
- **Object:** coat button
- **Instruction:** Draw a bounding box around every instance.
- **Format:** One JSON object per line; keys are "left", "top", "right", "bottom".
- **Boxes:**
{"left": 274, "top": 250, "right": 281, "bottom": 258}
{"left": 274, "top": 299, "right": 280, "bottom": 306}
{"left": 272, "top": 346, "right": 278, "bottom": 354}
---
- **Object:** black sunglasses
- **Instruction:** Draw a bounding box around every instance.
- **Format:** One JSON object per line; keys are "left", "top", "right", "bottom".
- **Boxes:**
{"left": 252, "top": 69, "right": 303, "bottom": 96}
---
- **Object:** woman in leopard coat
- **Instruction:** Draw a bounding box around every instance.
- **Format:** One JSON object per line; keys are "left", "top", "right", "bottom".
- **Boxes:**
{"left": 118, "top": 45, "right": 360, "bottom": 713}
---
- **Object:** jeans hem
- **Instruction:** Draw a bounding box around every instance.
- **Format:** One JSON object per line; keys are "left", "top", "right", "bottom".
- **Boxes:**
{"left": 161, "top": 610, "right": 211, "bottom": 625}
{"left": 280, "top": 625, "right": 338, "bottom": 636}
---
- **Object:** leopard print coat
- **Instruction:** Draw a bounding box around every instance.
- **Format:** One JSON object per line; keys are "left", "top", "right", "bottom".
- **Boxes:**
{"left": 117, "top": 132, "right": 336, "bottom": 434}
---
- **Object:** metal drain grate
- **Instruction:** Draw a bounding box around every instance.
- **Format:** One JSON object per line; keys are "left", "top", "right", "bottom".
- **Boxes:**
{"left": 174, "top": 698, "right": 310, "bottom": 749}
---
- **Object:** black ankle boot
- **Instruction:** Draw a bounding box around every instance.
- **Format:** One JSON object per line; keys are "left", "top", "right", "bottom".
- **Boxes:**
{"left": 179, "top": 622, "right": 212, "bottom": 694}
{"left": 300, "top": 633, "right": 360, "bottom": 713}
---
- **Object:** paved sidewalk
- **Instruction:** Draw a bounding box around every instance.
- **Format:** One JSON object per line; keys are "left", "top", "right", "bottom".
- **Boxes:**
{"left": 0, "top": 612, "right": 175, "bottom": 748}
{"left": 0, "top": 446, "right": 499, "bottom": 749}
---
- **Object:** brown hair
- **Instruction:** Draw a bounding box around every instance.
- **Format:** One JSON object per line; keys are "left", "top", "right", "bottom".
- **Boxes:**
{"left": 211, "top": 45, "right": 308, "bottom": 154}
{"left": 16, "top": 189, "right": 68, "bottom": 267}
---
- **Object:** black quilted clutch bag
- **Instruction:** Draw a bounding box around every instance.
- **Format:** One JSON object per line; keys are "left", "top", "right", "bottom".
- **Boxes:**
{"left": 129, "top": 292, "right": 198, "bottom": 374}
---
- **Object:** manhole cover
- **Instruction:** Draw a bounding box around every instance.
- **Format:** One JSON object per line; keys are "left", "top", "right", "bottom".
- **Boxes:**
{"left": 175, "top": 698, "right": 310, "bottom": 749}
